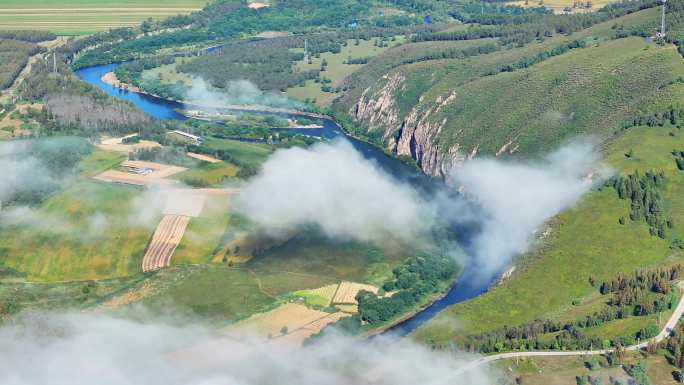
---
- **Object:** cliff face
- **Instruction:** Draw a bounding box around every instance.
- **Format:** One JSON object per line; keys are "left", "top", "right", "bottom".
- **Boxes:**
{"left": 349, "top": 77, "right": 510, "bottom": 178}
{"left": 351, "top": 73, "right": 404, "bottom": 148}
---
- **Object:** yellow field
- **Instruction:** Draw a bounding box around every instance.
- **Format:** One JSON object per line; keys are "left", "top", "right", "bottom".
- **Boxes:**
{"left": 0, "top": 1, "right": 208, "bottom": 35}
{"left": 294, "top": 284, "right": 339, "bottom": 307}
{"left": 225, "top": 303, "right": 349, "bottom": 346}
{"left": 331, "top": 281, "right": 379, "bottom": 305}
{"left": 507, "top": 0, "right": 617, "bottom": 14}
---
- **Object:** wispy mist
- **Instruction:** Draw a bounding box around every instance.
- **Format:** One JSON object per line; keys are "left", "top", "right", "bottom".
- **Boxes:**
{"left": 235, "top": 140, "right": 434, "bottom": 243}
{"left": 0, "top": 312, "right": 496, "bottom": 385}
{"left": 448, "top": 140, "right": 607, "bottom": 278}
{"left": 185, "top": 78, "right": 305, "bottom": 110}
{"left": 237, "top": 139, "right": 605, "bottom": 278}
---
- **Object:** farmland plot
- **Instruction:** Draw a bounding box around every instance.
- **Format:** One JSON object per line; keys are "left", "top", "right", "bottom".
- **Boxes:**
{"left": 331, "top": 281, "right": 379, "bottom": 305}
{"left": 225, "top": 303, "right": 349, "bottom": 346}
{"left": 142, "top": 214, "right": 191, "bottom": 272}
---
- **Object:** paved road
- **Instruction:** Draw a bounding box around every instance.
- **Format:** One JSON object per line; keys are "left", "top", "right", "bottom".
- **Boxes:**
{"left": 450, "top": 281, "right": 684, "bottom": 376}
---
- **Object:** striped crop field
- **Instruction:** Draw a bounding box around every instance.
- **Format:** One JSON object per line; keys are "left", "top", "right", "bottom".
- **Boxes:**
{"left": 142, "top": 214, "right": 191, "bottom": 272}
{"left": 0, "top": 0, "right": 209, "bottom": 35}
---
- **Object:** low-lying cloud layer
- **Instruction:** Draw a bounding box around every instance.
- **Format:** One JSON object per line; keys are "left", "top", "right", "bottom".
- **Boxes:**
{"left": 0, "top": 312, "right": 496, "bottom": 385}
{"left": 236, "top": 140, "right": 434, "bottom": 243}
{"left": 237, "top": 139, "right": 605, "bottom": 278}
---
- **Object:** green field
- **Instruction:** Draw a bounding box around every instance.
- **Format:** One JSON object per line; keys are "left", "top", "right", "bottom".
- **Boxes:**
{"left": 202, "top": 137, "right": 273, "bottom": 166}
{"left": 173, "top": 161, "right": 239, "bottom": 187}
{"left": 413, "top": 120, "right": 684, "bottom": 346}
{"left": 285, "top": 36, "right": 405, "bottom": 106}
{"left": 0, "top": 180, "right": 154, "bottom": 282}
{"left": 172, "top": 195, "right": 232, "bottom": 265}
{"left": 78, "top": 149, "right": 126, "bottom": 176}
{"left": 0, "top": 0, "right": 207, "bottom": 35}
{"left": 114, "top": 236, "right": 413, "bottom": 323}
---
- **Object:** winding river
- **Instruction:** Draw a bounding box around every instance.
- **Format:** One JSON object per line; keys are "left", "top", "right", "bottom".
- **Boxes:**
{"left": 75, "top": 63, "right": 495, "bottom": 337}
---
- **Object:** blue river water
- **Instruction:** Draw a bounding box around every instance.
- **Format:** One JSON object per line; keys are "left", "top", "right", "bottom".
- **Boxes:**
{"left": 74, "top": 63, "right": 494, "bottom": 337}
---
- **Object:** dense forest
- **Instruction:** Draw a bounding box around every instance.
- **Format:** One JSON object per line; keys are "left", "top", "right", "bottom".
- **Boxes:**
{"left": 356, "top": 252, "right": 457, "bottom": 325}
{"left": 70, "top": 0, "right": 444, "bottom": 68}
{"left": 412, "top": 0, "right": 659, "bottom": 46}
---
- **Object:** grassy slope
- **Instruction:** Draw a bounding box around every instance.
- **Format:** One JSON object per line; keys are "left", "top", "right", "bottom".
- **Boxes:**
{"left": 0, "top": 180, "right": 154, "bottom": 282}
{"left": 0, "top": 0, "right": 206, "bottom": 35}
{"left": 172, "top": 195, "right": 232, "bottom": 265}
{"left": 434, "top": 37, "right": 684, "bottom": 156}
{"left": 332, "top": 7, "right": 660, "bottom": 153}
{"left": 285, "top": 36, "right": 405, "bottom": 106}
{"left": 413, "top": 118, "right": 684, "bottom": 345}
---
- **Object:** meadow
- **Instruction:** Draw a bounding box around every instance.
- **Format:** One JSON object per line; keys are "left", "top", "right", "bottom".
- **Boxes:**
{"left": 0, "top": 0, "right": 207, "bottom": 35}
{"left": 202, "top": 137, "right": 273, "bottom": 166}
{"left": 285, "top": 36, "right": 405, "bottom": 106}
{"left": 0, "top": 180, "right": 155, "bottom": 282}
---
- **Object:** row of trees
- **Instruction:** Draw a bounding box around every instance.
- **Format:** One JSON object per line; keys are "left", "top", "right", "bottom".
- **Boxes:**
{"left": 598, "top": 265, "right": 683, "bottom": 297}
{"left": 485, "top": 39, "right": 585, "bottom": 74}
{"left": 461, "top": 266, "right": 679, "bottom": 354}
{"left": 412, "top": 0, "right": 659, "bottom": 46}
{"left": 625, "top": 104, "right": 684, "bottom": 129}
{"left": 609, "top": 171, "right": 671, "bottom": 239}
{"left": 0, "top": 31, "right": 55, "bottom": 43}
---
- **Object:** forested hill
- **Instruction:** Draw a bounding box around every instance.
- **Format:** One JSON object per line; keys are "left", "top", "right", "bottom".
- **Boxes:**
{"left": 66, "top": 0, "right": 450, "bottom": 68}
{"left": 59, "top": 0, "right": 684, "bottom": 179}
{"left": 331, "top": 0, "right": 683, "bottom": 177}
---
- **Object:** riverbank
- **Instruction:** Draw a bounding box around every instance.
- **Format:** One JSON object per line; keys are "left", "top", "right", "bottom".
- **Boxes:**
{"left": 101, "top": 71, "right": 141, "bottom": 92}
{"left": 364, "top": 278, "right": 457, "bottom": 337}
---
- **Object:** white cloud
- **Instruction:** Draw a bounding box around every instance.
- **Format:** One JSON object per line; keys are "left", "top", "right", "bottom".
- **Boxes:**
{"left": 0, "top": 312, "right": 496, "bottom": 385}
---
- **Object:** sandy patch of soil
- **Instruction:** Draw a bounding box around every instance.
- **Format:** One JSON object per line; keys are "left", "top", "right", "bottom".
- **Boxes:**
{"left": 187, "top": 152, "right": 221, "bottom": 163}
{"left": 101, "top": 71, "right": 141, "bottom": 92}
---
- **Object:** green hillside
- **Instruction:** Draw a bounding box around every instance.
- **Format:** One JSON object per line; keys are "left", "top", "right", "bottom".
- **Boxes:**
{"left": 413, "top": 99, "right": 684, "bottom": 348}
{"left": 331, "top": 6, "right": 666, "bottom": 174}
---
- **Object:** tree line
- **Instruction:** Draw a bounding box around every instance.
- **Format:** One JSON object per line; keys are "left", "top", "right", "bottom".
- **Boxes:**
{"left": 0, "top": 31, "right": 55, "bottom": 43}
{"left": 412, "top": 0, "right": 659, "bottom": 46}
{"left": 459, "top": 266, "right": 680, "bottom": 354}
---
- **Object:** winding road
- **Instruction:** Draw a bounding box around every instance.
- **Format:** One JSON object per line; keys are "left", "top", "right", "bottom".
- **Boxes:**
{"left": 451, "top": 281, "right": 684, "bottom": 376}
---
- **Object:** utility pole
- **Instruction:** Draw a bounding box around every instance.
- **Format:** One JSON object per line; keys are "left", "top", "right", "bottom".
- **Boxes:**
{"left": 304, "top": 39, "right": 308, "bottom": 60}
{"left": 53, "top": 53, "right": 57, "bottom": 73}
{"left": 661, "top": 0, "right": 667, "bottom": 36}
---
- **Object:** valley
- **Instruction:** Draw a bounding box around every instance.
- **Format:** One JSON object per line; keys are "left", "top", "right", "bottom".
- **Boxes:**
{"left": 4, "top": 0, "right": 684, "bottom": 384}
